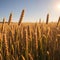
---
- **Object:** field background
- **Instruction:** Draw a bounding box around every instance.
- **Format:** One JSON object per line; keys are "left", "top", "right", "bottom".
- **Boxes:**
{"left": 0, "top": 21, "right": 60, "bottom": 60}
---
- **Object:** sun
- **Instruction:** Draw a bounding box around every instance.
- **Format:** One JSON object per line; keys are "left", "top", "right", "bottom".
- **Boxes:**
{"left": 54, "top": 2, "right": 60, "bottom": 11}
{"left": 57, "top": 4, "right": 60, "bottom": 9}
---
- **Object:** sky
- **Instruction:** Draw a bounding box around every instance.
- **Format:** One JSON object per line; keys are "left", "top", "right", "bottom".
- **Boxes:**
{"left": 0, "top": 0, "right": 60, "bottom": 22}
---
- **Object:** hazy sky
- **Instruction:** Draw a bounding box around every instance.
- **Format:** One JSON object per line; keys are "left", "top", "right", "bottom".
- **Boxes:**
{"left": 0, "top": 0, "right": 60, "bottom": 22}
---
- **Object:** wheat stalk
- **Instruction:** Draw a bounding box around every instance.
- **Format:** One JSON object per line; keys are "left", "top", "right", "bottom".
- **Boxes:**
{"left": 0, "top": 53, "right": 3, "bottom": 60}
{"left": 3, "top": 33, "right": 10, "bottom": 60}
{"left": 57, "top": 17, "right": 60, "bottom": 27}
{"left": 21, "top": 55, "right": 25, "bottom": 60}
{"left": 2, "top": 18, "right": 6, "bottom": 33}
{"left": 46, "top": 13, "right": 49, "bottom": 24}
{"left": 8, "top": 13, "right": 12, "bottom": 25}
{"left": 18, "top": 9, "right": 25, "bottom": 26}
{"left": 28, "top": 53, "right": 33, "bottom": 60}
{"left": 23, "top": 27, "right": 28, "bottom": 60}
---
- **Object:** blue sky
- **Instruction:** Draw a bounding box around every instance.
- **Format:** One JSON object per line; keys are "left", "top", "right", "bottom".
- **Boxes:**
{"left": 0, "top": 0, "right": 60, "bottom": 22}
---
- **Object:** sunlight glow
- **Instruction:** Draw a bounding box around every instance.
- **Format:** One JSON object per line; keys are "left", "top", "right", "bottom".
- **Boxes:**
{"left": 57, "top": 4, "right": 60, "bottom": 9}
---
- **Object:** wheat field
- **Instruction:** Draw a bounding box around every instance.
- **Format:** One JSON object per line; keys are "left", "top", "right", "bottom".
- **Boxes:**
{"left": 0, "top": 10, "right": 60, "bottom": 60}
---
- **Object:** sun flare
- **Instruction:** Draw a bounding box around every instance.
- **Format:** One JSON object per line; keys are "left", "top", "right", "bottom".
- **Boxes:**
{"left": 57, "top": 4, "right": 60, "bottom": 9}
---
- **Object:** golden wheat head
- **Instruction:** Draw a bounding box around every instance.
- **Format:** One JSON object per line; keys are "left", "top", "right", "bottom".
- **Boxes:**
{"left": 18, "top": 9, "right": 25, "bottom": 26}
{"left": 8, "top": 13, "right": 12, "bottom": 25}
{"left": 46, "top": 13, "right": 49, "bottom": 24}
